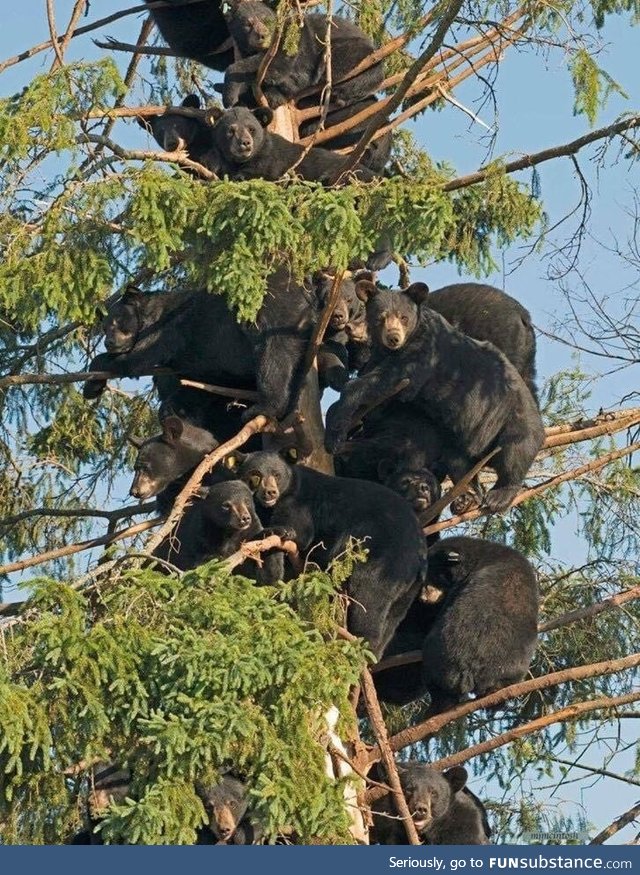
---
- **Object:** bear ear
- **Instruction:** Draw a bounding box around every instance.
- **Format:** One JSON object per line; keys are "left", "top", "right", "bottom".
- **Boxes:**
{"left": 404, "top": 282, "right": 430, "bottom": 305}
{"left": 126, "top": 434, "right": 145, "bottom": 450}
{"left": 121, "top": 285, "right": 144, "bottom": 307}
{"left": 444, "top": 766, "right": 468, "bottom": 794}
{"left": 205, "top": 106, "right": 224, "bottom": 126}
{"left": 280, "top": 446, "right": 300, "bottom": 464}
{"left": 353, "top": 269, "right": 375, "bottom": 283}
{"left": 223, "top": 451, "right": 247, "bottom": 471}
{"left": 377, "top": 458, "right": 396, "bottom": 482}
{"left": 181, "top": 94, "right": 201, "bottom": 109}
{"left": 161, "top": 415, "right": 184, "bottom": 445}
{"left": 355, "top": 279, "right": 378, "bottom": 303}
{"left": 253, "top": 107, "right": 274, "bottom": 128}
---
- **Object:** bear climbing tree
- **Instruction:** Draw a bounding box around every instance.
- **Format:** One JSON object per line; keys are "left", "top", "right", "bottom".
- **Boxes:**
{"left": 0, "top": 0, "right": 639, "bottom": 848}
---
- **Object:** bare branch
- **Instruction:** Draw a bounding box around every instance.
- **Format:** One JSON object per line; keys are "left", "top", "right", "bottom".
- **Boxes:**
{"left": 425, "top": 440, "right": 640, "bottom": 537}
{"left": 179, "top": 379, "right": 259, "bottom": 402}
{"left": 539, "top": 584, "right": 640, "bottom": 633}
{"left": 361, "top": 667, "right": 421, "bottom": 844}
{"left": 334, "top": 0, "right": 466, "bottom": 181}
{"left": 552, "top": 757, "right": 640, "bottom": 788}
{"left": 0, "top": 518, "right": 161, "bottom": 578}
{"left": 366, "top": 652, "right": 640, "bottom": 771}
{"left": 0, "top": 501, "right": 155, "bottom": 529}
{"left": 443, "top": 115, "right": 640, "bottom": 193}
{"left": 591, "top": 803, "right": 640, "bottom": 844}
{"left": 426, "top": 691, "right": 640, "bottom": 773}
{"left": 222, "top": 534, "right": 299, "bottom": 572}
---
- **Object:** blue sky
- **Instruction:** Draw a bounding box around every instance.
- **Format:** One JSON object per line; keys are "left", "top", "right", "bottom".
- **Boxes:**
{"left": 1, "top": 1, "right": 638, "bottom": 844}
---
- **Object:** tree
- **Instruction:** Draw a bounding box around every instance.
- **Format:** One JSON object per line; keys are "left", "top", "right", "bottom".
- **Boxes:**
{"left": 0, "top": 0, "right": 639, "bottom": 846}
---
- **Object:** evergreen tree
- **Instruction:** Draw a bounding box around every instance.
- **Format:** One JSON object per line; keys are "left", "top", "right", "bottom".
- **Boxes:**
{"left": 0, "top": 0, "right": 638, "bottom": 846}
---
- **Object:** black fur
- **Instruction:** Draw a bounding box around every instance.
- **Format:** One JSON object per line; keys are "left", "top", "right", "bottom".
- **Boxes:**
{"left": 427, "top": 283, "right": 538, "bottom": 403}
{"left": 137, "top": 94, "right": 215, "bottom": 162}
{"left": 153, "top": 479, "right": 283, "bottom": 582}
{"left": 84, "top": 268, "right": 318, "bottom": 422}
{"left": 422, "top": 537, "right": 539, "bottom": 713}
{"left": 196, "top": 775, "right": 261, "bottom": 844}
{"left": 208, "top": 106, "right": 376, "bottom": 183}
{"left": 226, "top": 451, "right": 428, "bottom": 657}
{"left": 221, "top": 1, "right": 383, "bottom": 109}
{"left": 143, "top": 0, "right": 234, "bottom": 71}
{"left": 370, "top": 763, "right": 491, "bottom": 845}
{"left": 325, "top": 281, "right": 545, "bottom": 514}
{"left": 299, "top": 97, "right": 392, "bottom": 174}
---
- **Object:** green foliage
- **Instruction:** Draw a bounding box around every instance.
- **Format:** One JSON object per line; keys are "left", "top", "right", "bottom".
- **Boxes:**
{"left": 0, "top": 561, "right": 369, "bottom": 844}
{"left": 569, "top": 48, "right": 628, "bottom": 124}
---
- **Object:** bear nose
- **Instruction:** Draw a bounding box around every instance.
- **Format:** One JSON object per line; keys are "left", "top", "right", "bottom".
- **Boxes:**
{"left": 386, "top": 334, "right": 401, "bottom": 348}
{"left": 129, "top": 484, "right": 141, "bottom": 498}
{"left": 240, "top": 513, "right": 251, "bottom": 526}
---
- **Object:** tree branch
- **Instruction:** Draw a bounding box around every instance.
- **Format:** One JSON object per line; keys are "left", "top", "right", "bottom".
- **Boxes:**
{"left": 443, "top": 116, "right": 640, "bottom": 192}
{"left": 334, "top": 0, "right": 466, "bottom": 181}
{"left": 0, "top": 501, "right": 155, "bottom": 530}
{"left": 539, "top": 584, "right": 640, "bottom": 633}
{"left": 179, "top": 379, "right": 259, "bottom": 402}
{"left": 366, "top": 652, "right": 640, "bottom": 771}
{"left": 0, "top": 517, "right": 161, "bottom": 578}
{"left": 76, "top": 134, "right": 217, "bottom": 180}
{"left": 0, "top": 1, "right": 203, "bottom": 75}
{"left": 591, "top": 802, "right": 640, "bottom": 844}
{"left": 426, "top": 691, "right": 640, "bottom": 773}
{"left": 142, "top": 416, "right": 273, "bottom": 558}
{"left": 424, "top": 440, "right": 640, "bottom": 537}
{"left": 552, "top": 757, "right": 640, "bottom": 788}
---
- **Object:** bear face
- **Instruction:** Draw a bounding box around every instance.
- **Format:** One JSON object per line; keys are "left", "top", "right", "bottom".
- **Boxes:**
{"left": 129, "top": 417, "right": 217, "bottom": 501}
{"left": 101, "top": 289, "right": 143, "bottom": 354}
{"left": 356, "top": 280, "right": 430, "bottom": 351}
{"left": 213, "top": 107, "right": 273, "bottom": 165}
{"left": 399, "top": 765, "right": 467, "bottom": 833}
{"left": 225, "top": 450, "right": 293, "bottom": 508}
{"left": 223, "top": 0, "right": 274, "bottom": 54}
{"left": 139, "top": 94, "right": 207, "bottom": 153}
{"left": 380, "top": 464, "right": 442, "bottom": 515}
{"left": 201, "top": 480, "right": 258, "bottom": 532}
{"left": 197, "top": 775, "right": 249, "bottom": 842}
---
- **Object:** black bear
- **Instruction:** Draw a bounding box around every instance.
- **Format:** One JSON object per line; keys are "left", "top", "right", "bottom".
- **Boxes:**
{"left": 335, "top": 402, "right": 446, "bottom": 487}
{"left": 196, "top": 775, "right": 261, "bottom": 844}
{"left": 372, "top": 591, "right": 442, "bottom": 706}
{"left": 299, "top": 97, "right": 393, "bottom": 175}
{"left": 143, "top": 0, "right": 234, "bottom": 71}
{"left": 128, "top": 415, "right": 219, "bottom": 514}
{"left": 68, "top": 762, "right": 132, "bottom": 845}
{"left": 315, "top": 273, "right": 371, "bottom": 375}
{"left": 224, "top": 450, "right": 427, "bottom": 657}
{"left": 221, "top": 1, "right": 384, "bottom": 109}
{"left": 427, "top": 283, "right": 538, "bottom": 403}
{"left": 422, "top": 537, "right": 539, "bottom": 713}
{"left": 137, "top": 94, "right": 216, "bottom": 164}
{"left": 153, "top": 478, "right": 284, "bottom": 582}
{"left": 155, "top": 376, "right": 263, "bottom": 449}
{"left": 325, "top": 280, "right": 545, "bottom": 514}
{"left": 83, "top": 268, "right": 318, "bottom": 423}
{"left": 208, "top": 106, "right": 376, "bottom": 183}
{"left": 370, "top": 762, "right": 491, "bottom": 845}
{"left": 380, "top": 464, "right": 442, "bottom": 520}
{"left": 334, "top": 280, "right": 538, "bottom": 398}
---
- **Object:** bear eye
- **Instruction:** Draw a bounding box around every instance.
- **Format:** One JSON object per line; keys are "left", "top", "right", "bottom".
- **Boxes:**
{"left": 249, "top": 473, "right": 261, "bottom": 488}
{"left": 222, "top": 501, "right": 232, "bottom": 511}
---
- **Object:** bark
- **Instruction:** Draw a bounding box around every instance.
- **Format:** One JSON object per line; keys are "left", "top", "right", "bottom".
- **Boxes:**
{"left": 590, "top": 803, "right": 640, "bottom": 844}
